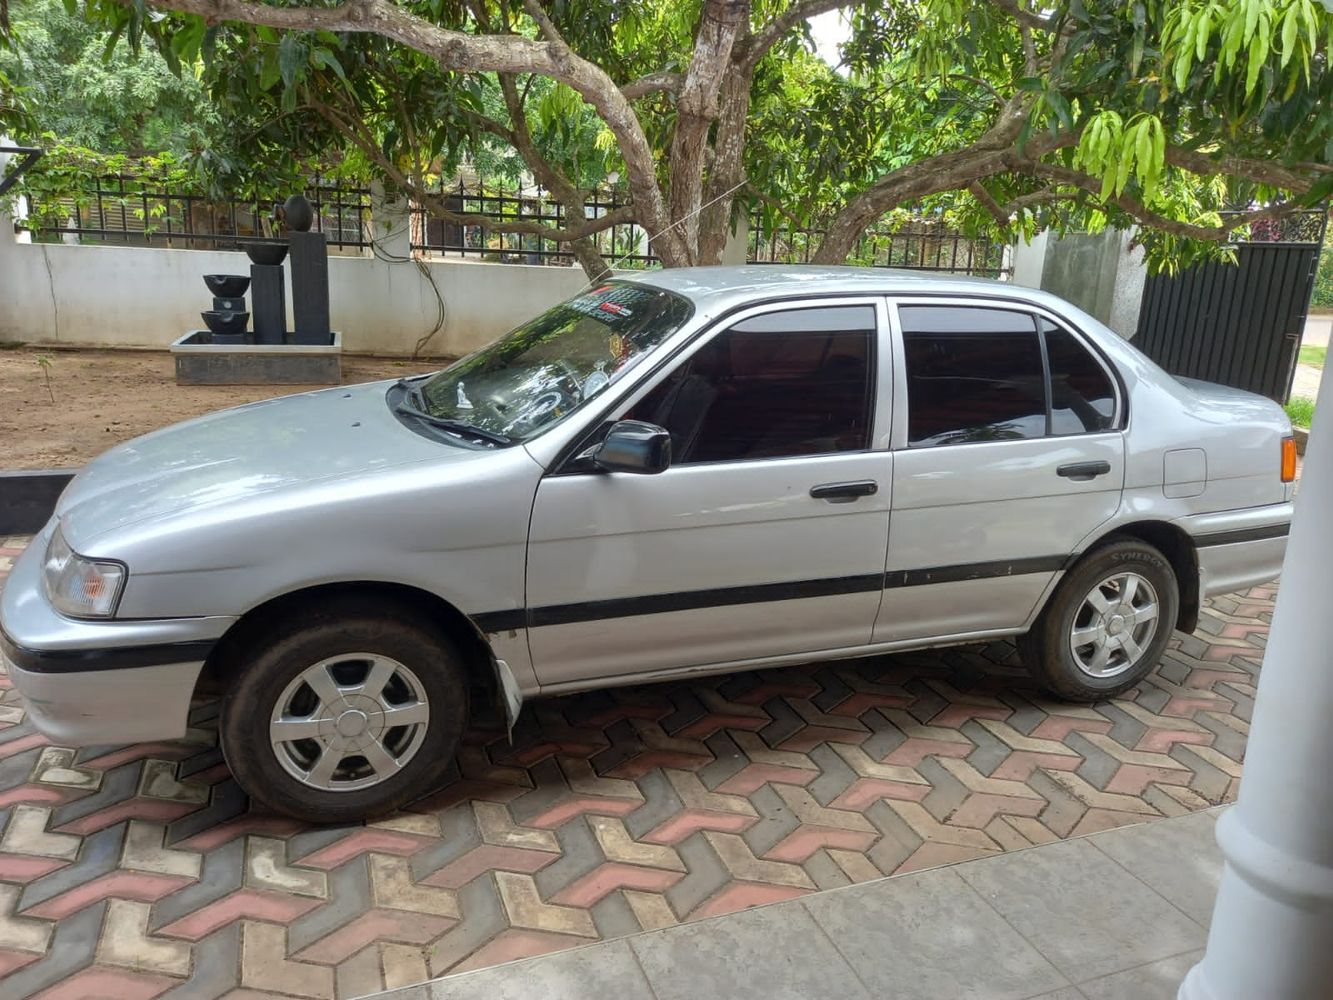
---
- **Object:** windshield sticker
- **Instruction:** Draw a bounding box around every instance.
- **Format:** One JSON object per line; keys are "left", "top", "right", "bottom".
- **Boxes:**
{"left": 568, "top": 285, "right": 644, "bottom": 323}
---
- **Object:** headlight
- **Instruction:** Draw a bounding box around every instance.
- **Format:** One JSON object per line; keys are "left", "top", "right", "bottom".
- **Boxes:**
{"left": 42, "top": 528, "right": 126, "bottom": 618}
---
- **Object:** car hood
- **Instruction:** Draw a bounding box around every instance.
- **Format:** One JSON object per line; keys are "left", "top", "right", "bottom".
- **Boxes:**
{"left": 57, "top": 380, "right": 483, "bottom": 545}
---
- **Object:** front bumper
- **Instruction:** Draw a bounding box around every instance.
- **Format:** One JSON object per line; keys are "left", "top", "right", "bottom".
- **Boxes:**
{"left": 2, "top": 648, "right": 206, "bottom": 746}
{"left": 1179, "top": 502, "right": 1292, "bottom": 599}
{"left": 0, "top": 522, "right": 236, "bottom": 746}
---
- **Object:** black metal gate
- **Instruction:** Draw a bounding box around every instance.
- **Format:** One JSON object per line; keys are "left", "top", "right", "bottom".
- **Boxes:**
{"left": 1133, "top": 210, "right": 1328, "bottom": 402}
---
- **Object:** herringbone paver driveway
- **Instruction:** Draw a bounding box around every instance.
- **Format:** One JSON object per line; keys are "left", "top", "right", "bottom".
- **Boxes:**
{"left": 0, "top": 533, "right": 1266, "bottom": 998}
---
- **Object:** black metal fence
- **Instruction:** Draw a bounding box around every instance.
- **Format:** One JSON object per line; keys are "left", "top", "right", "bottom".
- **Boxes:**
{"left": 409, "top": 183, "right": 656, "bottom": 267}
{"left": 16, "top": 169, "right": 1009, "bottom": 278}
{"left": 748, "top": 220, "right": 1012, "bottom": 277}
{"left": 17, "top": 175, "right": 372, "bottom": 250}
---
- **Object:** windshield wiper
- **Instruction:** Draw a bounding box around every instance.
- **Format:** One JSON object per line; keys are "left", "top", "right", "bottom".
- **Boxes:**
{"left": 394, "top": 375, "right": 432, "bottom": 411}
{"left": 392, "top": 394, "right": 513, "bottom": 446}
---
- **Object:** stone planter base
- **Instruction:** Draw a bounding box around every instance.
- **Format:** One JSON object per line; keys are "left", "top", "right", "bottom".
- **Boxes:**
{"left": 170, "top": 330, "right": 342, "bottom": 385}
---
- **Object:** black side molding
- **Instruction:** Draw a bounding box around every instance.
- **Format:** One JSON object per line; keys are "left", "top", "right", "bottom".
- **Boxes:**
{"left": 0, "top": 626, "right": 216, "bottom": 675}
{"left": 1194, "top": 522, "right": 1291, "bottom": 548}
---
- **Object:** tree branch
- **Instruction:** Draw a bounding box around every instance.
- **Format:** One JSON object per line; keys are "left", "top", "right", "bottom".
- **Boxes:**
{"left": 743, "top": 0, "right": 862, "bottom": 71}
{"left": 1031, "top": 162, "right": 1309, "bottom": 240}
{"left": 969, "top": 181, "right": 1010, "bottom": 227}
{"left": 497, "top": 72, "right": 611, "bottom": 279}
{"left": 1164, "top": 146, "right": 1321, "bottom": 194}
{"left": 121, "top": 0, "right": 682, "bottom": 262}
{"left": 621, "top": 70, "right": 684, "bottom": 99}
{"left": 309, "top": 95, "right": 633, "bottom": 244}
{"left": 986, "top": 0, "right": 1060, "bottom": 34}
{"left": 520, "top": 0, "right": 562, "bottom": 44}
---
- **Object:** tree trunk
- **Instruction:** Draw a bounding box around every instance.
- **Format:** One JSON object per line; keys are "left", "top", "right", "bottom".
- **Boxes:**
{"left": 697, "top": 64, "right": 753, "bottom": 265}
{"left": 666, "top": 0, "right": 749, "bottom": 264}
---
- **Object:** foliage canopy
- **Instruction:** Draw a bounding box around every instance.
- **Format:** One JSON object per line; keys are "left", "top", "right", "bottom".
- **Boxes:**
{"left": 1, "top": 0, "right": 1329, "bottom": 277}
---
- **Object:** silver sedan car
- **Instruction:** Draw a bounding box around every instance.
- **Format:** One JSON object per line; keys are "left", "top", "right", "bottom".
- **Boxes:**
{"left": 1, "top": 266, "right": 1294, "bottom": 821}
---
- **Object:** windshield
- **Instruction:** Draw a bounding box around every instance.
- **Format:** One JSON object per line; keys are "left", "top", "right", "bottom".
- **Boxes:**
{"left": 416, "top": 282, "right": 693, "bottom": 443}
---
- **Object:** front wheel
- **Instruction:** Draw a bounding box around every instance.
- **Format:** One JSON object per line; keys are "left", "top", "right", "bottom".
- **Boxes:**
{"left": 219, "top": 605, "right": 468, "bottom": 822}
{"left": 1020, "top": 539, "right": 1179, "bottom": 702}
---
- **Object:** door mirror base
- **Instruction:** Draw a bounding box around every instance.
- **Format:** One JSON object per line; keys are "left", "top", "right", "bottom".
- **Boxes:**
{"left": 594, "top": 420, "right": 672, "bottom": 474}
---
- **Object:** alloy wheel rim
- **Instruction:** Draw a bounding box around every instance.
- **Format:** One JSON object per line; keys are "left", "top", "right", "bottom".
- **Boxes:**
{"left": 1069, "top": 571, "right": 1160, "bottom": 679}
{"left": 269, "top": 653, "right": 430, "bottom": 791}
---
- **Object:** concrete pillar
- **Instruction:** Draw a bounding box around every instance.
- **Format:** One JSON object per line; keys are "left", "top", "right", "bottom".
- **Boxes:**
{"left": 1179, "top": 366, "right": 1333, "bottom": 998}
{"left": 722, "top": 207, "right": 750, "bottom": 265}
{"left": 1009, "top": 227, "right": 1146, "bottom": 339}
{"left": 1010, "top": 230, "right": 1048, "bottom": 288}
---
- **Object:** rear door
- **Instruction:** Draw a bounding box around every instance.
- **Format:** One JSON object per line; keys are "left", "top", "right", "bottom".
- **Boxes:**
{"left": 873, "top": 299, "right": 1125, "bottom": 643}
{"left": 525, "top": 298, "right": 894, "bottom": 686}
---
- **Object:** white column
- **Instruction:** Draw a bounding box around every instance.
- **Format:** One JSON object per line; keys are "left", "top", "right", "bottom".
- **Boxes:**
{"left": 1180, "top": 374, "right": 1333, "bottom": 997}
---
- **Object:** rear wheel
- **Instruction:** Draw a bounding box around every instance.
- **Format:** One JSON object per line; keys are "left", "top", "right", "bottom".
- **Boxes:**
{"left": 1020, "top": 539, "right": 1179, "bottom": 701}
{"left": 219, "top": 604, "right": 468, "bottom": 822}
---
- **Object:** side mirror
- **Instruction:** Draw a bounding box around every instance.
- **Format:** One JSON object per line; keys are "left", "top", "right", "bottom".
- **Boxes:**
{"left": 594, "top": 420, "right": 671, "bottom": 474}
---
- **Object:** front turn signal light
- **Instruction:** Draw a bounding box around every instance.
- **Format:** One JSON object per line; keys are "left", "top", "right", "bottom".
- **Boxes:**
{"left": 1281, "top": 436, "right": 1297, "bottom": 483}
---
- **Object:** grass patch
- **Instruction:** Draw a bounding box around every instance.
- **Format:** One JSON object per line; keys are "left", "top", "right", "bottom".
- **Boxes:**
{"left": 1287, "top": 397, "right": 1316, "bottom": 428}
{"left": 1299, "top": 344, "right": 1326, "bottom": 368}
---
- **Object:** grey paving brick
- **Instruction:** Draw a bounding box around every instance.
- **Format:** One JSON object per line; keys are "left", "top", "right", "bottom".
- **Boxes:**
{"left": 150, "top": 838, "right": 245, "bottom": 932}
{"left": 158, "top": 920, "right": 241, "bottom": 1000}
{"left": 19, "top": 823, "right": 126, "bottom": 909}
{"left": 664, "top": 832, "right": 728, "bottom": 917}
{"left": 533, "top": 816, "right": 602, "bottom": 898}
{"left": 739, "top": 784, "right": 796, "bottom": 856}
{"left": 623, "top": 769, "right": 682, "bottom": 841}
{"left": 0, "top": 898, "right": 107, "bottom": 998}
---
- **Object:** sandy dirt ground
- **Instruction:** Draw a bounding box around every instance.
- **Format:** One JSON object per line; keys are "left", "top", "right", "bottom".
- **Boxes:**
{"left": 0, "top": 347, "right": 448, "bottom": 468}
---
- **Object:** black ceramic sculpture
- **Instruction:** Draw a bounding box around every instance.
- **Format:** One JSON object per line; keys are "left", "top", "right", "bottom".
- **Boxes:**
{"left": 245, "top": 241, "right": 289, "bottom": 266}
{"left": 202, "top": 274, "right": 251, "bottom": 297}
{"left": 201, "top": 310, "right": 250, "bottom": 340}
{"left": 277, "top": 194, "right": 315, "bottom": 233}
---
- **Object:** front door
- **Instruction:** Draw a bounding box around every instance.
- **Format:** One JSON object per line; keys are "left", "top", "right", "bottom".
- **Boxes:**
{"left": 526, "top": 299, "right": 893, "bottom": 687}
{"left": 873, "top": 300, "right": 1126, "bottom": 643}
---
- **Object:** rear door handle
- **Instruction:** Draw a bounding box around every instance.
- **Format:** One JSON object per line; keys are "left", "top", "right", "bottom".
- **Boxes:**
{"left": 810, "top": 480, "right": 878, "bottom": 502}
{"left": 1057, "top": 461, "right": 1112, "bottom": 480}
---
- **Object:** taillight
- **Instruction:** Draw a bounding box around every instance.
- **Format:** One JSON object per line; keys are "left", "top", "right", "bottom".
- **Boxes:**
{"left": 1281, "top": 436, "right": 1297, "bottom": 483}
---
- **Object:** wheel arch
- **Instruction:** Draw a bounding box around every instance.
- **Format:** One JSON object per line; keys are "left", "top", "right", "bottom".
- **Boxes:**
{"left": 1076, "top": 520, "right": 1200, "bottom": 633}
{"left": 195, "top": 581, "right": 509, "bottom": 719}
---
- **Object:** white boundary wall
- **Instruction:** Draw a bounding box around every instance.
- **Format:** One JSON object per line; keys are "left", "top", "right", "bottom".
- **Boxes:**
{"left": 0, "top": 223, "right": 591, "bottom": 357}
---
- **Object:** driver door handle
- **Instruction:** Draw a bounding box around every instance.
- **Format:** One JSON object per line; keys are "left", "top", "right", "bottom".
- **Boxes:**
{"left": 810, "top": 480, "right": 878, "bottom": 503}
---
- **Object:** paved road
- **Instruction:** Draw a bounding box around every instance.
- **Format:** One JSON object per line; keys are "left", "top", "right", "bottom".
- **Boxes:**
{"left": 1303, "top": 312, "right": 1331, "bottom": 349}
{"left": 0, "top": 536, "right": 1268, "bottom": 999}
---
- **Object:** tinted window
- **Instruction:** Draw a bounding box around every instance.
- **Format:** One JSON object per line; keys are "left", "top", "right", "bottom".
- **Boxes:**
{"left": 901, "top": 306, "right": 1046, "bottom": 447}
{"left": 1043, "top": 318, "right": 1116, "bottom": 434}
{"left": 626, "top": 306, "right": 875, "bottom": 463}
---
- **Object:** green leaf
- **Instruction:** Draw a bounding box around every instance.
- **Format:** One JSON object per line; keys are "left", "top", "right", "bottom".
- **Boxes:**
{"left": 278, "top": 33, "right": 304, "bottom": 90}
{"left": 258, "top": 46, "right": 281, "bottom": 91}
{"left": 1245, "top": 22, "right": 1267, "bottom": 94}
{"left": 1280, "top": 7, "right": 1298, "bottom": 69}
{"left": 1046, "top": 90, "right": 1073, "bottom": 129}
{"left": 1244, "top": 0, "right": 1260, "bottom": 42}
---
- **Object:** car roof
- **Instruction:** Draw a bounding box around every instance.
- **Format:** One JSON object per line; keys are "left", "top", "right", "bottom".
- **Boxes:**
{"left": 622, "top": 264, "right": 1034, "bottom": 311}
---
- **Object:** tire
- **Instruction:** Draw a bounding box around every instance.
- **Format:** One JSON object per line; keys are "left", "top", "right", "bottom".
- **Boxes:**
{"left": 219, "top": 601, "right": 468, "bottom": 822}
{"left": 1019, "top": 539, "right": 1179, "bottom": 702}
